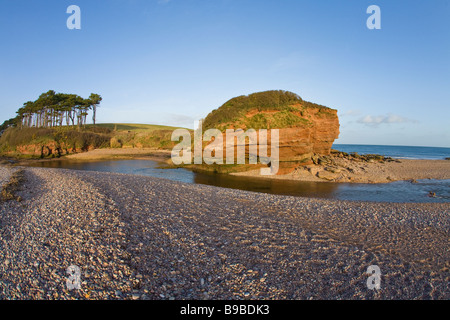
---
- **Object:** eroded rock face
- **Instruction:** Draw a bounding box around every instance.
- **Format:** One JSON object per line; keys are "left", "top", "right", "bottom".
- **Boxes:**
{"left": 207, "top": 104, "right": 340, "bottom": 174}
{"left": 280, "top": 105, "right": 340, "bottom": 158}
{"left": 275, "top": 106, "right": 339, "bottom": 173}
{"left": 15, "top": 141, "right": 93, "bottom": 158}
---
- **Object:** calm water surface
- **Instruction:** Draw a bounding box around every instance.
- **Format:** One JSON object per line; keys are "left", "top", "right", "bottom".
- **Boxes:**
{"left": 333, "top": 144, "right": 450, "bottom": 160}
{"left": 28, "top": 159, "right": 450, "bottom": 203}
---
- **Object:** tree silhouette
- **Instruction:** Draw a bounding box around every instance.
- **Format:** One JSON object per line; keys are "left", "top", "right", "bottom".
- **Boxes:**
{"left": 9, "top": 90, "right": 102, "bottom": 130}
{"left": 89, "top": 93, "right": 102, "bottom": 127}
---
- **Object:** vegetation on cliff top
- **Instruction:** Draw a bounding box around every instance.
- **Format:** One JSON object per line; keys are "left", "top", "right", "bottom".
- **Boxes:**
{"left": 0, "top": 88, "right": 188, "bottom": 158}
{"left": 0, "top": 90, "right": 337, "bottom": 159}
{"left": 203, "top": 90, "right": 336, "bottom": 130}
{"left": 0, "top": 123, "right": 188, "bottom": 158}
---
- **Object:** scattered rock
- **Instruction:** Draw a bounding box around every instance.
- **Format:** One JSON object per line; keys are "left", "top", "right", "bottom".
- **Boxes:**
{"left": 131, "top": 293, "right": 140, "bottom": 300}
{"left": 317, "top": 170, "right": 338, "bottom": 181}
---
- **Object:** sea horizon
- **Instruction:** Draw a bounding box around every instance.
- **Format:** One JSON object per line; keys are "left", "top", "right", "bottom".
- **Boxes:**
{"left": 333, "top": 143, "right": 450, "bottom": 149}
{"left": 332, "top": 144, "right": 450, "bottom": 160}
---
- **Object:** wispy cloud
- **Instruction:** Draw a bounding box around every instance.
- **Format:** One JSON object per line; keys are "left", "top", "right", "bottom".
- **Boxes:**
{"left": 162, "top": 113, "right": 197, "bottom": 127}
{"left": 340, "top": 109, "right": 362, "bottom": 117}
{"left": 357, "top": 113, "right": 417, "bottom": 127}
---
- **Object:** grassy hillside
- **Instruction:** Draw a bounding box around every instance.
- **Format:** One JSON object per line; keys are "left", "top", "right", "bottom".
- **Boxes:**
{"left": 104, "top": 123, "right": 190, "bottom": 150}
{"left": 0, "top": 123, "right": 190, "bottom": 158}
{"left": 0, "top": 127, "right": 110, "bottom": 154}
{"left": 89, "top": 123, "right": 184, "bottom": 132}
{"left": 203, "top": 90, "right": 336, "bottom": 131}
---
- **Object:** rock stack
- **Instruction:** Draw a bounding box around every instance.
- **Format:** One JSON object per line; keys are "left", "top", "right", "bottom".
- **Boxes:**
{"left": 202, "top": 91, "right": 340, "bottom": 174}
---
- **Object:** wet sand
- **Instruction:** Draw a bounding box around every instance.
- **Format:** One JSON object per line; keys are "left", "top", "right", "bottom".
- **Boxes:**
{"left": 0, "top": 166, "right": 448, "bottom": 299}
{"left": 63, "top": 147, "right": 171, "bottom": 161}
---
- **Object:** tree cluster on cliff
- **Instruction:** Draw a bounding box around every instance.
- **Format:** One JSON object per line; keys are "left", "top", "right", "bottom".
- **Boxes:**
{"left": 1, "top": 90, "right": 102, "bottom": 131}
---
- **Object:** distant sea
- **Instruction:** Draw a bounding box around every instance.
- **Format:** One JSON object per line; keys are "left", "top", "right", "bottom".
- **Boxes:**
{"left": 332, "top": 144, "right": 450, "bottom": 160}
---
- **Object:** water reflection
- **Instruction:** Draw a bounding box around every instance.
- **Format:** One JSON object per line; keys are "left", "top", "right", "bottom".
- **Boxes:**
{"left": 193, "top": 173, "right": 339, "bottom": 198}
{"left": 26, "top": 159, "right": 450, "bottom": 203}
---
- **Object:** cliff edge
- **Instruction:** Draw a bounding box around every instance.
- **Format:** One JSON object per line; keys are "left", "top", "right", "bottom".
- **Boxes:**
{"left": 203, "top": 90, "right": 340, "bottom": 174}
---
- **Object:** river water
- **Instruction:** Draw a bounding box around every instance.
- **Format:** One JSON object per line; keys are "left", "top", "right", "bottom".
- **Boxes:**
{"left": 28, "top": 159, "right": 450, "bottom": 203}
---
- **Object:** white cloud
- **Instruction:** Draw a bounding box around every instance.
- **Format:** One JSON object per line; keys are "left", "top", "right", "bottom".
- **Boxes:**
{"left": 340, "top": 109, "right": 361, "bottom": 117}
{"left": 162, "top": 113, "right": 197, "bottom": 127}
{"left": 357, "top": 113, "right": 417, "bottom": 127}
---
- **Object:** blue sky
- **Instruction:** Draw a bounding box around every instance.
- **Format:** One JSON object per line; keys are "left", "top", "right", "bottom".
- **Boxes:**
{"left": 0, "top": 0, "right": 449, "bottom": 147}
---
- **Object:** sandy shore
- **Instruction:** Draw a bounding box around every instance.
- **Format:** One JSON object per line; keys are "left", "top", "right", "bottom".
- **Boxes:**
{"left": 0, "top": 165, "right": 448, "bottom": 300}
{"left": 63, "top": 147, "right": 172, "bottom": 161}
{"left": 233, "top": 158, "right": 450, "bottom": 183}
{"left": 0, "top": 166, "right": 13, "bottom": 189}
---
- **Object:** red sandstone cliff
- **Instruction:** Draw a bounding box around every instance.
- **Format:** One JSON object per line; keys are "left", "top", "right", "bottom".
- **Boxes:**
{"left": 204, "top": 102, "right": 340, "bottom": 174}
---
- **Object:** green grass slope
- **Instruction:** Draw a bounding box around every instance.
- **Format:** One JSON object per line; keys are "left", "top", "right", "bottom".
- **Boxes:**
{"left": 203, "top": 90, "right": 336, "bottom": 131}
{"left": 90, "top": 123, "right": 185, "bottom": 132}
{"left": 0, "top": 123, "right": 190, "bottom": 158}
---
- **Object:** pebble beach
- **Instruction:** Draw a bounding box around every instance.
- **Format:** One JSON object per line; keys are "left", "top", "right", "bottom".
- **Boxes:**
{"left": 0, "top": 165, "right": 448, "bottom": 300}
